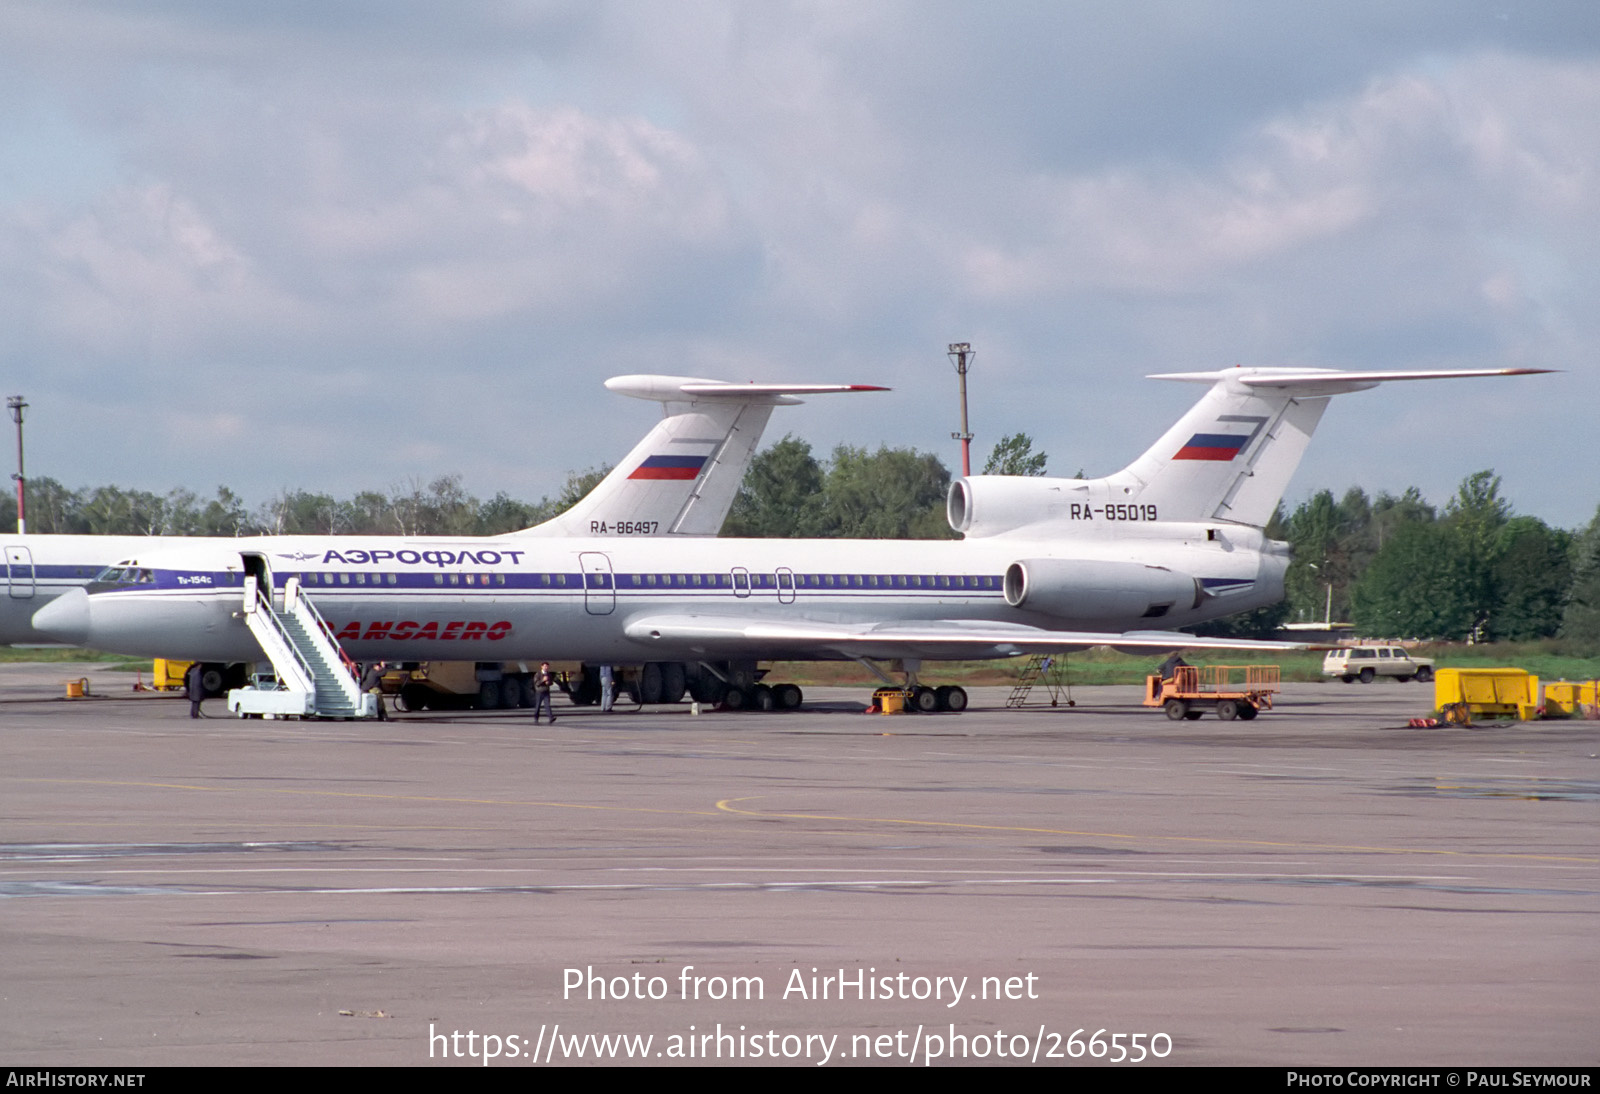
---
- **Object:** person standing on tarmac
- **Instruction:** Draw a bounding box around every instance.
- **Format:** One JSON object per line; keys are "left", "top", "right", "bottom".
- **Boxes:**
{"left": 185, "top": 663, "right": 207, "bottom": 719}
{"left": 360, "top": 660, "right": 389, "bottom": 721}
{"left": 599, "top": 664, "right": 615, "bottom": 712}
{"left": 532, "top": 662, "right": 557, "bottom": 724}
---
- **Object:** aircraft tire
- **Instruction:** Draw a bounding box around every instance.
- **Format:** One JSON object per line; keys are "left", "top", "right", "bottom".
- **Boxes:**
{"left": 640, "top": 662, "right": 664, "bottom": 705}
{"left": 500, "top": 677, "right": 522, "bottom": 709}
{"left": 689, "top": 673, "right": 726, "bottom": 705}
{"left": 774, "top": 683, "right": 803, "bottom": 709}
{"left": 661, "top": 662, "right": 688, "bottom": 704}
{"left": 935, "top": 685, "right": 968, "bottom": 713}
{"left": 1217, "top": 699, "right": 1239, "bottom": 721}
{"left": 911, "top": 686, "right": 938, "bottom": 713}
{"left": 752, "top": 684, "right": 775, "bottom": 711}
{"left": 723, "top": 687, "right": 748, "bottom": 710}
{"left": 476, "top": 681, "right": 499, "bottom": 710}
{"left": 519, "top": 676, "right": 538, "bottom": 707}
{"left": 199, "top": 665, "right": 226, "bottom": 697}
{"left": 1164, "top": 698, "right": 1188, "bottom": 721}
{"left": 398, "top": 684, "right": 431, "bottom": 712}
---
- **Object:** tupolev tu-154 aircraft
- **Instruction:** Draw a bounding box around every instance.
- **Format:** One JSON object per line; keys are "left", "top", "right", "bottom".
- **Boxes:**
{"left": 33, "top": 365, "right": 1546, "bottom": 715}
{"left": 0, "top": 375, "right": 879, "bottom": 647}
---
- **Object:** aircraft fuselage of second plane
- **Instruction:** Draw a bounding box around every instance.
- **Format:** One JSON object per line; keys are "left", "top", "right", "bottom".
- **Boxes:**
{"left": 37, "top": 524, "right": 1286, "bottom": 664}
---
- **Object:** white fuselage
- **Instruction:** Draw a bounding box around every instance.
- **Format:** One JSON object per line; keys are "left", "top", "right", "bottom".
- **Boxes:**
{"left": 37, "top": 365, "right": 1536, "bottom": 668}
{"left": 38, "top": 522, "right": 1286, "bottom": 664}
{"left": 1, "top": 536, "right": 163, "bottom": 645}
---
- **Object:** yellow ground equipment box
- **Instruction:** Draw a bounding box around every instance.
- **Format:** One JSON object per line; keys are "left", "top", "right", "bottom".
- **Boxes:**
{"left": 871, "top": 687, "right": 906, "bottom": 714}
{"left": 152, "top": 659, "right": 194, "bottom": 691}
{"left": 1433, "top": 668, "right": 1540, "bottom": 722}
{"left": 1541, "top": 680, "right": 1599, "bottom": 718}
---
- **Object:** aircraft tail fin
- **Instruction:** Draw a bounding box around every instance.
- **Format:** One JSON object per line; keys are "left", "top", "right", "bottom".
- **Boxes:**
{"left": 1109, "top": 366, "right": 1550, "bottom": 527}
{"left": 951, "top": 366, "right": 1549, "bottom": 538}
{"left": 510, "top": 376, "right": 887, "bottom": 538}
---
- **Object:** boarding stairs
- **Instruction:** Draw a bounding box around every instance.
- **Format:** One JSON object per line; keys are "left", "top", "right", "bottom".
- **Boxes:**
{"left": 1005, "top": 653, "right": 1075, "bottom": 709}
{"left": 227, "top": 576, "right": 377, "bottom": 719}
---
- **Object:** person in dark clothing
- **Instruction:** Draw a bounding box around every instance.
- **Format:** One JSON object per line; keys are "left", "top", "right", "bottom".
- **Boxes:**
{"left": 1157, "top": 652, "right": 1189, "bottom": 681}
{"left": 360, "top": 660, "right": 389, "bottom": 721}
{"left": 185, "top": 663, "right": 206, "bottom": 719}
{"left": 532, "top": 662, "right": 557, "bottom": 724}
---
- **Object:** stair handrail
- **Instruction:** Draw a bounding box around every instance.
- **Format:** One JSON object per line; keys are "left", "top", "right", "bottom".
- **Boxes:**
{"left": 286, "top": 577, "right": 361, "bottom": 685}
{"left": 242, "top": 575, "right": 318, "bottom": 694}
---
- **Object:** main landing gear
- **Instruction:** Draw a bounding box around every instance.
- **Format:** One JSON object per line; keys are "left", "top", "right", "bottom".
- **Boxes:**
{"left": 886, "top": 684, "right": 969, "bottom": 713}
{"left": 694, "top": 662, "right": 803, "bottom": 712}
{"left": 862, "top": 659, "right": 969, "bottom": 714}
{"left": 722, "top": 681, "right": 804, "bottom": 712}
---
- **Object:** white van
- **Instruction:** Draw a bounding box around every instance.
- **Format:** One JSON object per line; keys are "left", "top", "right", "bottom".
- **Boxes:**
{"left": 1322, "top": 645, "right": 1435, "bottom": 683}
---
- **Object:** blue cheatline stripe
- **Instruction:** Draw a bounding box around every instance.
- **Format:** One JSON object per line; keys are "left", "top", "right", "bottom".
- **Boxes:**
{"left": 134, "top": 569, "right": 1013, "bottom": 595}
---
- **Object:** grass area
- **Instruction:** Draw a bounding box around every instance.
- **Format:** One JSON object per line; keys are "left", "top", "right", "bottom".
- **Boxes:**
{"left": 2, "top": 643, "right": 1593, "bottom": 687}
{"left": 0, "top": 647, "right": 151, "bottom": 669}
{"left": 1416, "top": 641, "right": 1600, "bottom": 684}
{"left": 771, "top": 641, "right": 1600, "bottom": 688}
{"left": 771, "top": 650, "right": 1328, "bottom": 687}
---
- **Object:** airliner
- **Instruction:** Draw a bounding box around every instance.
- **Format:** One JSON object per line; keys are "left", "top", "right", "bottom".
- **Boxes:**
{"left": 33, "top": 365, "right": 1546, "bottom": 713}
{"left": 0, "top": 375, "right": 877, "bottom": 646}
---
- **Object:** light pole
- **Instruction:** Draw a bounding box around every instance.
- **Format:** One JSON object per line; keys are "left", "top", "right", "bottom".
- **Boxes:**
{"left": 1307, "top": 560, "right": 1333, "bottom": 627}
{"left": 948, "top": 343, "right": 974, "bottom": 477}
{"left": 7, "top": 395, "right": 25, "bottom": 534}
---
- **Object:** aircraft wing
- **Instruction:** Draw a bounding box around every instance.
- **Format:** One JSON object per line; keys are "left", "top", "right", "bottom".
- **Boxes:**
{"left": 623, "top": 614, "right": 1302, "bottom": 661}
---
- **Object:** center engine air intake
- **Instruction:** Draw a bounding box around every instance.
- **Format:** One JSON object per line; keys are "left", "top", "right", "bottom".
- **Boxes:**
{"left": 1003, "top": 559, "right": 1203, "bottom": 621}
{"left": 948, "top": 476, "right": 1085, "bottom": 537}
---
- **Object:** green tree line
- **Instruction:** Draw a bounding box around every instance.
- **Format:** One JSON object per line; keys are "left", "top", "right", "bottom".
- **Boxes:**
{"left": 1282, "top": 471, "right": 1598, "bottom": 643}
{"left": 0, "top": 470, "right": 609, "bottom": 538}
{"left": 4, "top": 437, "right": 1594, "bottom": 644}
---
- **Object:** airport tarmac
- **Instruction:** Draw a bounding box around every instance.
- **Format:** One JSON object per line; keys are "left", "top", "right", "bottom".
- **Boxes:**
{"left": 1, "top": 663, "right": 1596, "bottom": 1067}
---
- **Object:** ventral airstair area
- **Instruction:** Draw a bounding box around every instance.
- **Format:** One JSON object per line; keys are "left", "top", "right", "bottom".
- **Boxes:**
{"left": 227, "top": 574, "right": 378, "bottom": 720}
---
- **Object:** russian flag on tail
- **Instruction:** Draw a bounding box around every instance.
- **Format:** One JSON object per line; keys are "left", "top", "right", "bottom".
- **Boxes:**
{"left": 1173, "top": 432, "right": 1249, "bottom": 461}
{"left": 628, "top": 455, "right": 709, "bottom": 480}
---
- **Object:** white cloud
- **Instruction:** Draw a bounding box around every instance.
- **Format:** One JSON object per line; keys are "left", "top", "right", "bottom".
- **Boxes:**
{"left": 0, "top": 5, "right": 1596, "bottom": 524}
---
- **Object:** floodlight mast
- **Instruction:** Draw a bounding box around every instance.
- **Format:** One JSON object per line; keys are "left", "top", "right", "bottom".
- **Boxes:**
{"left": 6, "top": 395, "right": 24, "bottom": 534}
{"left": 948, "top": 342, "right": 974, "bottom": 477}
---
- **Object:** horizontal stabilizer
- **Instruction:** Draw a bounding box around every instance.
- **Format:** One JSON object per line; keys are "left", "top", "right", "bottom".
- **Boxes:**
{"left": 1148, "top": 366, "right": 1554, "bottom": 397}
{"left": 606, "top": 375, "right": 889, "bottom": 406}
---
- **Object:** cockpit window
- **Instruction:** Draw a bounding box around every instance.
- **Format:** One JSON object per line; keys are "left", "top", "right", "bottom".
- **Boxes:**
{"left": 92, "top": 565, "right": 156, "bottom": 586}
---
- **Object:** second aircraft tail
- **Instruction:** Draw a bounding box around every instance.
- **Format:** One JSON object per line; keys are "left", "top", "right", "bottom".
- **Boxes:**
{"left": 951, "top": 366, "right": 1549, "bottom": 537}
{"left": 511, "top": 376, "right": 887, "bottom": 538}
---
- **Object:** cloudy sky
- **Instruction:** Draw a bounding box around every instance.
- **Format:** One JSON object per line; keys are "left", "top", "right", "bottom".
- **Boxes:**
{"left": 2, "top": 1, "right": 1596, "bottom": 528}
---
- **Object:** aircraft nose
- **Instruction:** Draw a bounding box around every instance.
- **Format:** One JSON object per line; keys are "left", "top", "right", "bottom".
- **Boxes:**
{"left": 33, "top": 587, "right": 91, "bottom": 646}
